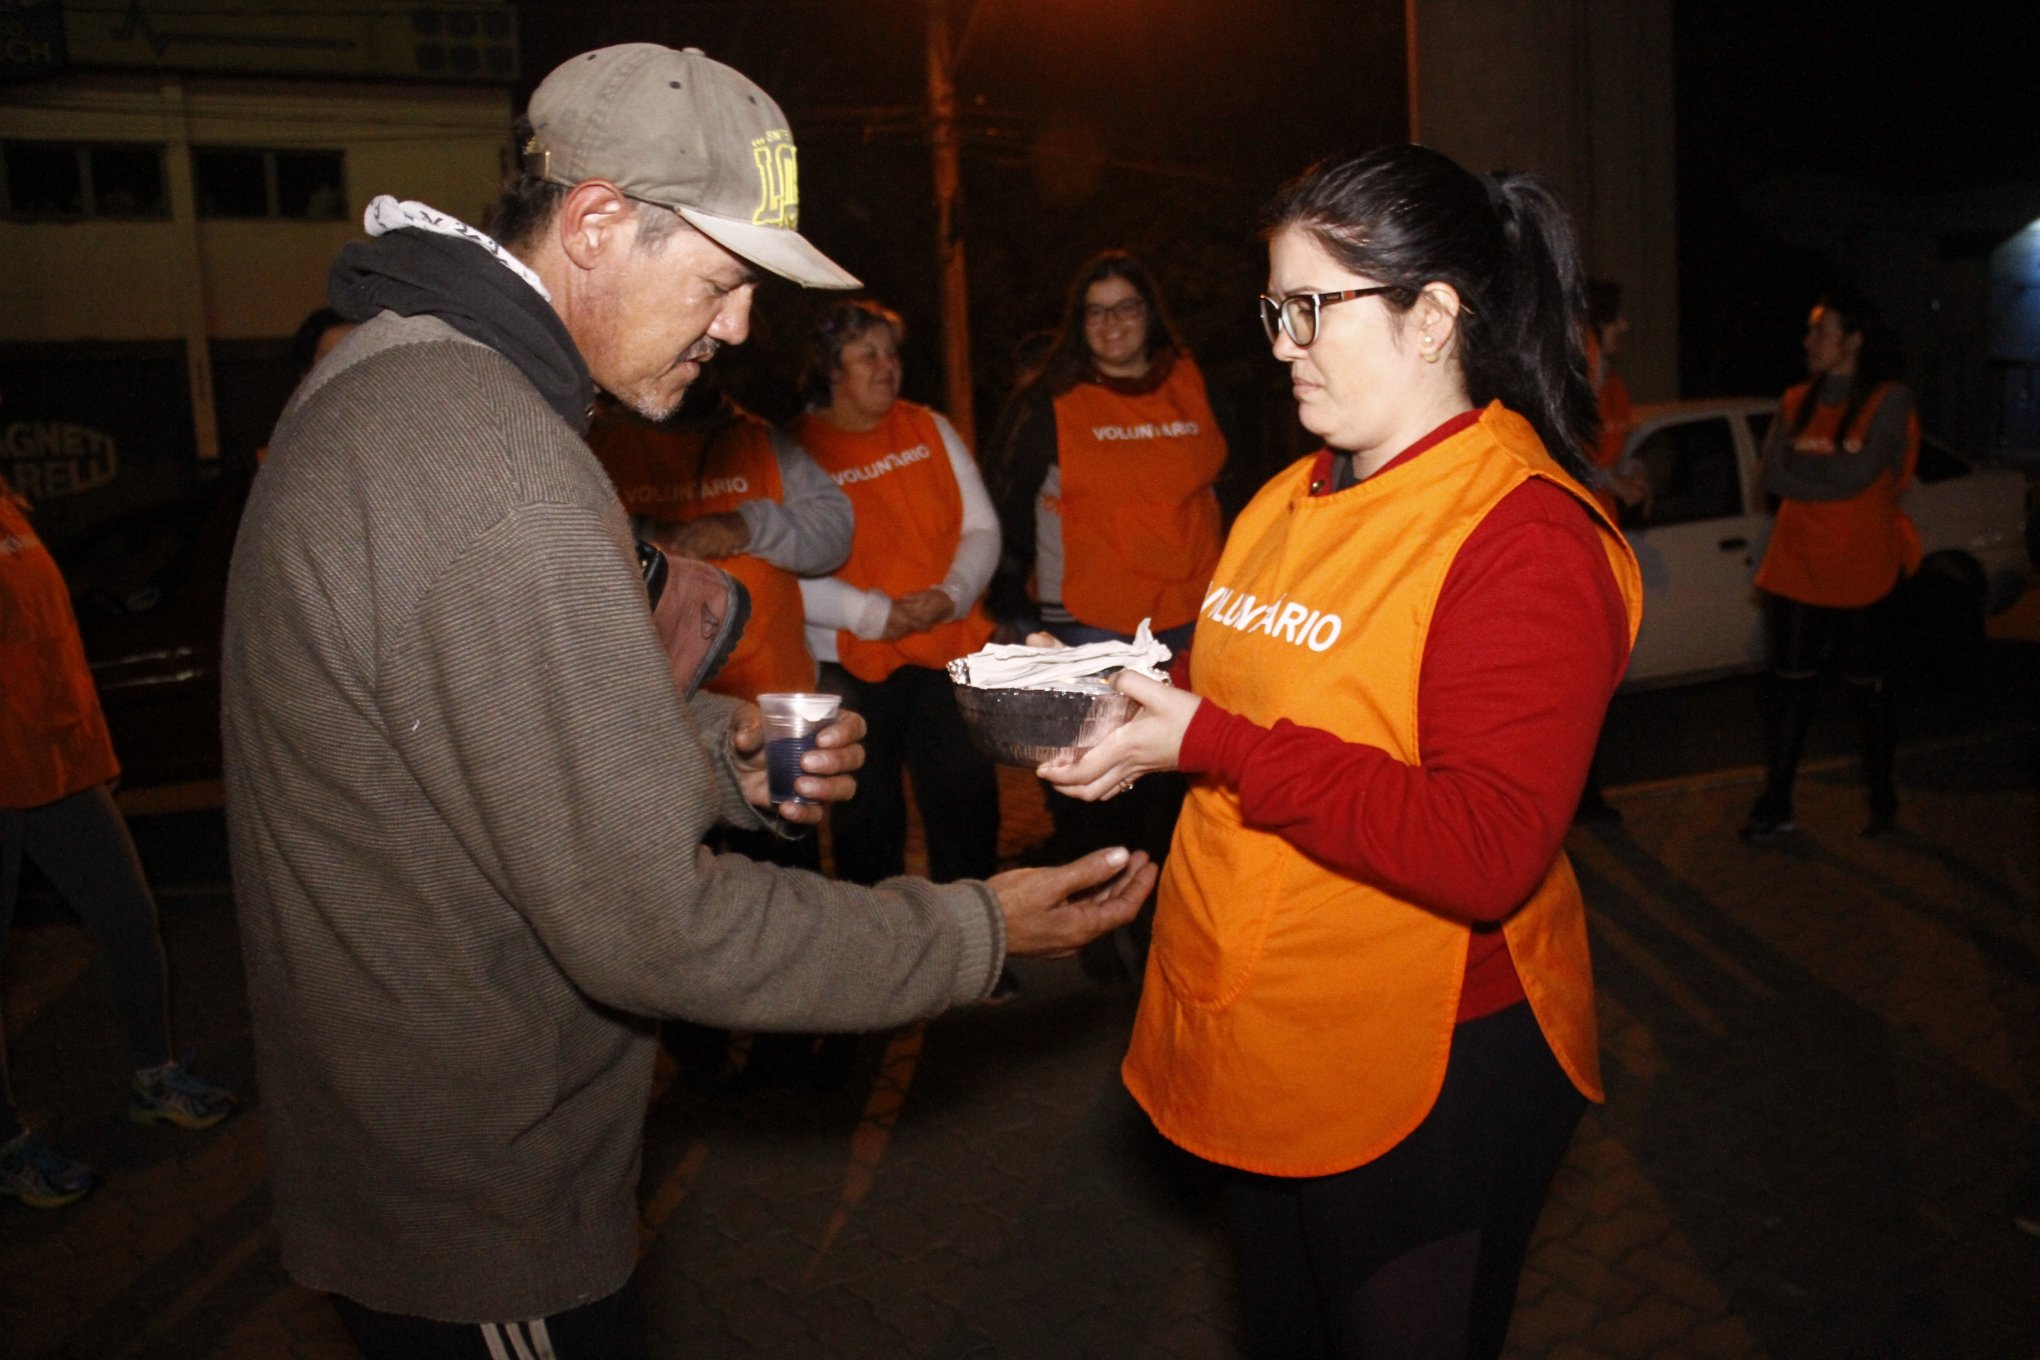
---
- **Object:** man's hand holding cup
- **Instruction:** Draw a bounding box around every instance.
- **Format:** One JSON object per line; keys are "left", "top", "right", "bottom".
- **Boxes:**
{"left": 731, "top": 693, "right": 863, "bottom": 824}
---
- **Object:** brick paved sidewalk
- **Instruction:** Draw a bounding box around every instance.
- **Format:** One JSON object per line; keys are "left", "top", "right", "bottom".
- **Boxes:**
{"left": 4, "top": 740, "right": 2037, "bottom": 1358}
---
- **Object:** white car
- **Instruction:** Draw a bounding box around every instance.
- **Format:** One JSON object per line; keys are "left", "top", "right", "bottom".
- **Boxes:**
{"left": 1615, "top": 398, "right": 2034, "bottom": 688}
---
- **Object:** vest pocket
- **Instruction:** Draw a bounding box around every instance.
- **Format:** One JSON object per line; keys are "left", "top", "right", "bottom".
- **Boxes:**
{"left": 1151, "top": 798, "right": 1282, "bottom": 1008}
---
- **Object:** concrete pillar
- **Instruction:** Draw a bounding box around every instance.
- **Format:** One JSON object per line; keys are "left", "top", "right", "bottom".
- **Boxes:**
{"left": 156, "top": 76, "right": 221, "bottom": 459}
{"left": 1408, "top": 0, "right": 1679, "bottom": 401}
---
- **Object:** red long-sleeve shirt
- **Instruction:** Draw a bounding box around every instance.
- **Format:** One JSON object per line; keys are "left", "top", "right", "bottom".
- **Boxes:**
{"left": 1177, "top": 415, "right": 1630, "bottom": 1020}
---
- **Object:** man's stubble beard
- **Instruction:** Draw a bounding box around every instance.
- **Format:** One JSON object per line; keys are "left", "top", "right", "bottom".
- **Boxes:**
{"left": 612, "top": 338, "right": 723, "bottom": 424}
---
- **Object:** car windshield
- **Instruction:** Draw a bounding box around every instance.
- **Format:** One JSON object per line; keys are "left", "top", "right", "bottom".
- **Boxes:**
{"left": 1629, "top": 416, "right": 1743, "bottom": 526}
{"left": 54, "top": 496, "right": 215, "bottom": 619}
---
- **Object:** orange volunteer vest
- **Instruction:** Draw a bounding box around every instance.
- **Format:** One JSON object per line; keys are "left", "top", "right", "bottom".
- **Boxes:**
{"left": 793, "top": 401, "right": 994, "bottom": 683}
{"left": 589, "top": 410, "right": 816, "bottom": 701}
{"left": 1052, "top": 358, "right": 1227, "bottom": 634}
{"left": 1124, "top": 404, "right": 1643, "bottom": 1177}
{"left": 2, "top": 492, "right": 119, "bottom": 808}
{"left": 1754, "top": 381, "right": 1921, "bottom": 609}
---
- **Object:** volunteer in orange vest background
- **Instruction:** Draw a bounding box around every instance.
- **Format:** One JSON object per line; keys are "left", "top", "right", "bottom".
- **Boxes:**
{"left": 984, "top": 251, "right": 1228, "bottom": 975}
{"left": 589, "top": 376, "right": 853, "bottom": 871}
{"left": 1, "top": 474, "right": 235, "bottom": 1210}
{"left": 1580, "top": 277, "right": 1652, "bottom": 524}
{"left": 1042, "top": 145, "right": 1643, "bottom": 1360}
{"left": 1741, "top": 292, "right": 1919, "bottom": 843}
{"left": 792, "top": 299, "right": 1004, "bottom": 895}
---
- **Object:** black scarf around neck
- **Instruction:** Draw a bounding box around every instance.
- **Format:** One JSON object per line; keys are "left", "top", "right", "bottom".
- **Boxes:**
{"left": 328, "top": 228, "right": 594, "bottom": 434}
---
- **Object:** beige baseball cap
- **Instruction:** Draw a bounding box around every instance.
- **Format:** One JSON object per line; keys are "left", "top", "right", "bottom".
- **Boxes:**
{"left": 525, "top": 44, "right": 859, "bottom": 290}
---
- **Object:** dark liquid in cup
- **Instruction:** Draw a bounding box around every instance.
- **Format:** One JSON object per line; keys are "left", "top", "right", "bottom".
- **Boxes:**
{"left": 766, "top": 734, "right": 819, "bottom": 803}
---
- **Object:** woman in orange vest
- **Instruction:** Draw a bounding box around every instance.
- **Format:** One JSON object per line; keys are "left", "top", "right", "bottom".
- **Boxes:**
{"left": 792, "top": 299, "right": 1003, "bottom": 893}
{"left": 1580, "top": 277, "right": 1653, "bottom": 524}
{"left": 1042, "top": 146, "right": 1642, "bottom": 1359}
{"left": 985, "top": 249, "right": 1228, "bottom": 656}
{"left": 588, "top": 383, "right": 851, "bottom": 707}
{"left": 1742, "top": 293, "right": 1919, "bottom": 842}
{"left": 985, "top": 252, "right": 1228, "bottom": 962}
{"left": 589, "top": 379, "right": 854, "bottom": 876}
{"left": 1, "top": 475, "right": 235, "bottom": 1209}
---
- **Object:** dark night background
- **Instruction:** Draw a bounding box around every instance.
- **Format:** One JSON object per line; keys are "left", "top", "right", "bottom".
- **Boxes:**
{"left": 508, "top": 0, "right": 2039, "bottom": 475}
{"left": 516, "top": 0, "right": 1407, "bottom": 492}
{"left": 1675, "top": 4, "right": 2040, "bottom": 406}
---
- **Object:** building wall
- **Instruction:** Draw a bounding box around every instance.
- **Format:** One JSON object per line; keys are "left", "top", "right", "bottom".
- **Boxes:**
{"left": 0, "top": 73, "right": 507, "bottom": 469}
{"left": 1408, "top": 0, "right": 1679, "bottom": 404}
{"left": 0, "top": 74, "right": 509, "bottom": 342}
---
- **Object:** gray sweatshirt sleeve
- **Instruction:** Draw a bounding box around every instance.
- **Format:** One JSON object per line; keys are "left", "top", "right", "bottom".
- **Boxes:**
{"left": 734, "top": 431, "right": 854, "bottom": 576}
{"left": 404, "top": 503, "right": 1004, "bottom": 1026}
{"left": 1762, "top": 386, "right": 1914, "bottom": 502}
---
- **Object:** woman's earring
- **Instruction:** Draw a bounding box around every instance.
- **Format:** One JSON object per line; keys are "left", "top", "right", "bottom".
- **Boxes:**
{"left": 1421, "top": 333, "right": 1440, "bottom": 363}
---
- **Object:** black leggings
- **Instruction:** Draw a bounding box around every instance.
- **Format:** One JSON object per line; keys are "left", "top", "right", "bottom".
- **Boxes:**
{"left": 1220, "top": 1002, "right": 1586, "bottom": 1360}
{"left": 1, "top": 784, "right": 173, "bottom": 1139}
{"left": 1766, "top": 589, "right": 1893, "bottom": 684}
{"left": 818, "top": 661, "right": 999, "bottom": 886}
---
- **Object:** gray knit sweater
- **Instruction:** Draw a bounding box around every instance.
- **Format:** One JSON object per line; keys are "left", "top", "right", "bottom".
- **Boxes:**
{"left": 222, "top": 313, "right": 1002, "bottom": 1321}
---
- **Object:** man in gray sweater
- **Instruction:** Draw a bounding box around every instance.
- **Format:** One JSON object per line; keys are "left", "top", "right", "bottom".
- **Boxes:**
{"left": 222, "top": 44, "right": 1153, "bottom": 1360}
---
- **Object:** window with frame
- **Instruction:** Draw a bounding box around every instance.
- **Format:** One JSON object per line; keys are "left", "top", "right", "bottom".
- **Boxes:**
{"left": 192, "top": 147, "right": 346, "bottom": 221}
{"left": 2, "top": 141, "right": 169, "bottom": 220}
{"left": 1629, "top": 417, "right": 1745, "bottom": 527}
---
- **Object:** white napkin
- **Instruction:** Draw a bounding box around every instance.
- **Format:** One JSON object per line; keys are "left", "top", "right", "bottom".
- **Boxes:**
{"left": 947, "top": 619, "right": 1173, "bottom": 690}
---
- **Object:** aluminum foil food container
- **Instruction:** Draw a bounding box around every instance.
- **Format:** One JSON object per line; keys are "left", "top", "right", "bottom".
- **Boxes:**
{"left": 949, "top": 680, "right": 1142, "bottom": 767}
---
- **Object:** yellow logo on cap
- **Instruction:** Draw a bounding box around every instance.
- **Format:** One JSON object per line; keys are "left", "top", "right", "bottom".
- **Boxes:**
{"left": 752, "top": 130, "right": 799, "bottom": 230}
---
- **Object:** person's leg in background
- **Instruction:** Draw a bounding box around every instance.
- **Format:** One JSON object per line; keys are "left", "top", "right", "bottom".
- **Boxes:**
{"left": 674, "top": 821, "right": 828, "bottom": 1089}
{"left": 819, "top": 663, "right": 911, "bottom": 887}
{"left": 1, "top": 785, "right": 233, "bottom": 1209}
{"left": 1743, "top": 593, "right": 1828, "bottom": 842}
{"left": 0, "top": 803, "right": 93, "bottom": 1208}
{"left": 897, "top": 664, "right": 1016, "bottom": 998}
{"left": 1837, "top": 590, "right": 1899, "bottom": 837}
{"left": 900, "top": 664, "right": 1000, "bottom": 884}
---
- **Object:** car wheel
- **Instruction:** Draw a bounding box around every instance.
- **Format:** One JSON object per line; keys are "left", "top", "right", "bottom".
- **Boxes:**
{"left": 1891, "top": 553, "right": 1986, "bottom": 692}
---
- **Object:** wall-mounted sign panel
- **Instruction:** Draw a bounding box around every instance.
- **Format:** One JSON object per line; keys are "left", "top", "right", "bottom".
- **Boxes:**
{"left": 0, "top": 339, "right": 200, "bottom": 546}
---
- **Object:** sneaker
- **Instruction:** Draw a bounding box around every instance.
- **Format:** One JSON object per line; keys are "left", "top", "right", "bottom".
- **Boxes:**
{"left": 1739, "top": 804, "right": 1797, "bottom": 845}
{"left": 0, "top": 1132, "right": 98, "bottom": 1209}
{"left": 129, "top": 1062, "right": 236, "bottom": 1131}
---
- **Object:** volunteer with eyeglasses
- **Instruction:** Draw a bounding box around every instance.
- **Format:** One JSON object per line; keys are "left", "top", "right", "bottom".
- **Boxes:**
{"left": 984, "top": 251, "right": 1227, "bottom": 965}
{"left": 986, "top": 248, "right": 1227, "bottom": 657}
{"left": 1044, "top": 145, "right": 1643, "bottom": 1359}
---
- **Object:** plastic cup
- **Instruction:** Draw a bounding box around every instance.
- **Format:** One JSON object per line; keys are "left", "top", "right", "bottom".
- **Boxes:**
{"left": 758, "top": 692, "right": 842, "bottom": 805}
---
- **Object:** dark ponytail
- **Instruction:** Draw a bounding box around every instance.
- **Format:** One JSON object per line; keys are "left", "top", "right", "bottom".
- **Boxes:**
{"left": 1263, "top": 145, "right": 1596, "bottom": 482}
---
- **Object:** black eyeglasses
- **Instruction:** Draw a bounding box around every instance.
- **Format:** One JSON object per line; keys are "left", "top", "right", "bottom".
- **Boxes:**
{"left": 636, "top": 538, "right": 668, "bottom": 608}
{"left": 1084, "top": 298, "right": 1148, "bottom": 325}
{"left": 1258, "top": 286, "right": 1402, "bottom": 347}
